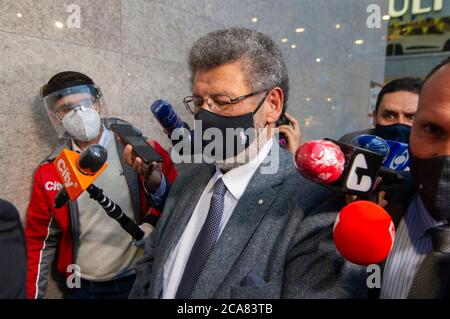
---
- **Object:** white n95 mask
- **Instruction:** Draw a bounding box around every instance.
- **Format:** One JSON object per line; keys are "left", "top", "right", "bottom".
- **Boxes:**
{"left": 62, "top": 107, "right": 101, "bottom": 142}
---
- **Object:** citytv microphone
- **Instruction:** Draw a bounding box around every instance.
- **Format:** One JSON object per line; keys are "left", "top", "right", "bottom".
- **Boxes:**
{"left": 351, "top": 134, "right": 410, "bottom": 171}
{"left": 333, "top": 200, "right": 395, "bottom": 265}
{"left": 53, "top": 145, "right": 144, "bottom": 240}
{"left": 150, "top": 99, "right": 191, "bottom": 145}
{"left": 294, "top": 139, "right": 388, "bottom": 196}
{"left": 54, "top": 145, "right": 108, "bottom": 208}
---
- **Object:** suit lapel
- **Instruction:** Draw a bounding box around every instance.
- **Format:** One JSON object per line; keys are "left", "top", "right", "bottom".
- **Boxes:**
{"left": 190, "top": 146, "right": 288, "bottom": 298}
{"left": 151, "top": 164, "right": 216, "bottom": 297}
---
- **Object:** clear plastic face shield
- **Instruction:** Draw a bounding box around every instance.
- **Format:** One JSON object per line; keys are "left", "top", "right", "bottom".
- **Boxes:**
{"left": 43, "top": 84, "right": 108, "bottom": 141}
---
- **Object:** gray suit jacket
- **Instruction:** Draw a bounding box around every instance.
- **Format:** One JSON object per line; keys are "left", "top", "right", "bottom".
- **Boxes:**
{"left": 129, "top": 145, "right": 367, "bottom": 299}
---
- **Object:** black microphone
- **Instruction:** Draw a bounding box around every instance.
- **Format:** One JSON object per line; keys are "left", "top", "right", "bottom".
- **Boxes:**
{"left": 53, "top": 145, "right": 144, "bottom": 240}
{"left": 85, "top": 185, "right": 144, "bottom": 241}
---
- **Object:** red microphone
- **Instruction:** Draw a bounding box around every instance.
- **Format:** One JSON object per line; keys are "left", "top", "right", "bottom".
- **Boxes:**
{"left": 294, "top": 140, "right": 345, "bottom": 184}
{"left": 333, "top": 200, "right": 395, "bottom": 265}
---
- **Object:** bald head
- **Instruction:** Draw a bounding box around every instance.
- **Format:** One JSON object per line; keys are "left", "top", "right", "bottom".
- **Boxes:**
{"left": 410, "top": 64, "right": 450, "bottom": 158}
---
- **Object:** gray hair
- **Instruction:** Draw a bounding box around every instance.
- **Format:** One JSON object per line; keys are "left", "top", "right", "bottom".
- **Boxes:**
{"left": 189, "top": 27, "right": 289, "bottom": 111}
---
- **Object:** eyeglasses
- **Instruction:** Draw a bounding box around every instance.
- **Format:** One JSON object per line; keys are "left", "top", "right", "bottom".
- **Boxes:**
{"left": 183, "top": 90, "right": 267, "bottom": 115}
{"left": 54, "top": 98, "right": 96, "bottom": 120}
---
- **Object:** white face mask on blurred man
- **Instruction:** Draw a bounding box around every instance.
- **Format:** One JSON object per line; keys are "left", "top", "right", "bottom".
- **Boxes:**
{"left": 62, "top": 106, "right": 101, "bottom": 142}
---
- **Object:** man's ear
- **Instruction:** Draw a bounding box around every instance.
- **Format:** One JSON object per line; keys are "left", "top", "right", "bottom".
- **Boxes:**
{"left": 372, "top": 109, "right": 377, "bottom": 127}
{"left": 265, "top": 87, "right": 284, "bottom": 125}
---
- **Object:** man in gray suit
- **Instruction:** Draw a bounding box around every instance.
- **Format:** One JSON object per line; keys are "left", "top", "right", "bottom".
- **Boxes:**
{"left": 128, "top": 27, "right": 366, "bottom": 299}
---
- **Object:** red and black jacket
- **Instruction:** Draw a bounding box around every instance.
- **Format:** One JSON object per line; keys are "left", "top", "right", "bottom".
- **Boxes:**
{"left": 25, "top": 124, "right": 177, "bottom": 299}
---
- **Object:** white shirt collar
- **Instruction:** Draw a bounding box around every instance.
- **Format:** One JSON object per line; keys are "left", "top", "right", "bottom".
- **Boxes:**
{"left": 213, "top": 138, "right": 274, "bottom": 200}
{"left": 71, "top": 125, "right": 112, "bottom": 153}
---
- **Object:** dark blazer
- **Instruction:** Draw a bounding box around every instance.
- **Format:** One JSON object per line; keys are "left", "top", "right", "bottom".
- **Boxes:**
{"left": 129, "top": 144, "right": 368, "bottom": 299}
{"left": 0, "top": 199, "right": 27, "bottom": 299}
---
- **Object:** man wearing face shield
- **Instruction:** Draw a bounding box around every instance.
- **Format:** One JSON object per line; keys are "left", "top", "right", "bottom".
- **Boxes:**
{"left": 128, "top": 27, "right": 366, "bottom": 299}
{"left": 375, "top": 57, "right": 450, "bottom": 299}
{"left": 25, "top": 72, "right": 177, "bottom": 299}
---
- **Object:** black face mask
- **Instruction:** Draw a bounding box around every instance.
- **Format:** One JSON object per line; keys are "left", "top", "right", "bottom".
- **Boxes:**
{"left": 194, "top": 94, "right": 267, "bottom": 160}
{"left": 410, "top": 153, "right": 450, "bottom": 221}
{"left": 374, "top": 123, "right": 411, "bottom": 144}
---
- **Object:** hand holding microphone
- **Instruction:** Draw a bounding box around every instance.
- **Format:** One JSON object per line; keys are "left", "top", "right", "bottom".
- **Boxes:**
{"left": 294, "top": 139, "right": 404, "bottom": 199}
{"left": 53, "top": 145, "right": 144, "bottom": 240}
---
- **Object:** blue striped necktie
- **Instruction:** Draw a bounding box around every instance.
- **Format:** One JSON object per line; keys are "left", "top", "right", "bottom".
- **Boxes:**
{"left": 175, "top": 177, "right": 227, "bottom": 299}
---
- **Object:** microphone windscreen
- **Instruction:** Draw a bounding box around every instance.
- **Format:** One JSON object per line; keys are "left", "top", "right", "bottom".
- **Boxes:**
{"left": 150, "top": 99, "right": 183, "bottom": 134}
{"left": 333, "top": 200, "right": 395, "bottom": 265}
{"left": 294, "top": 140, "right": 345, "bottom": 184}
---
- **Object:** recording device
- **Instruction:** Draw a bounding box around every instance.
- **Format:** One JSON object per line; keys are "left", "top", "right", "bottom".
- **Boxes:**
{"left": 53, "top": 145, "right": 144, "bottom": 240}
{"left": 110, "top": 123, "right": 163, "bottom": 164}
{"left": 333, "top": 200, "right": 395, "bottom": 265}
{"left": 351, "top": 134, "right": 410, "bottom": 171}
{"left": 54, "top": 145, "right": 108, "bottom": 208}
{"left": 150, "top": 99, "right": 191, "bottom": 146}
{"left": 294, "top": 139, "right": 404, "bottom": 196}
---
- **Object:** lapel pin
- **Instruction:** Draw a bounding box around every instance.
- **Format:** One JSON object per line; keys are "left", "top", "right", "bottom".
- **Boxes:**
{"left": 258, "top": 199, "right": 264, "bottom": 205}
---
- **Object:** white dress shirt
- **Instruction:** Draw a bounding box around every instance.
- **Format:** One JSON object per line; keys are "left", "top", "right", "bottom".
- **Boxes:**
{"left": 162, "top": 139, "right": 274, "bottom": 299}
